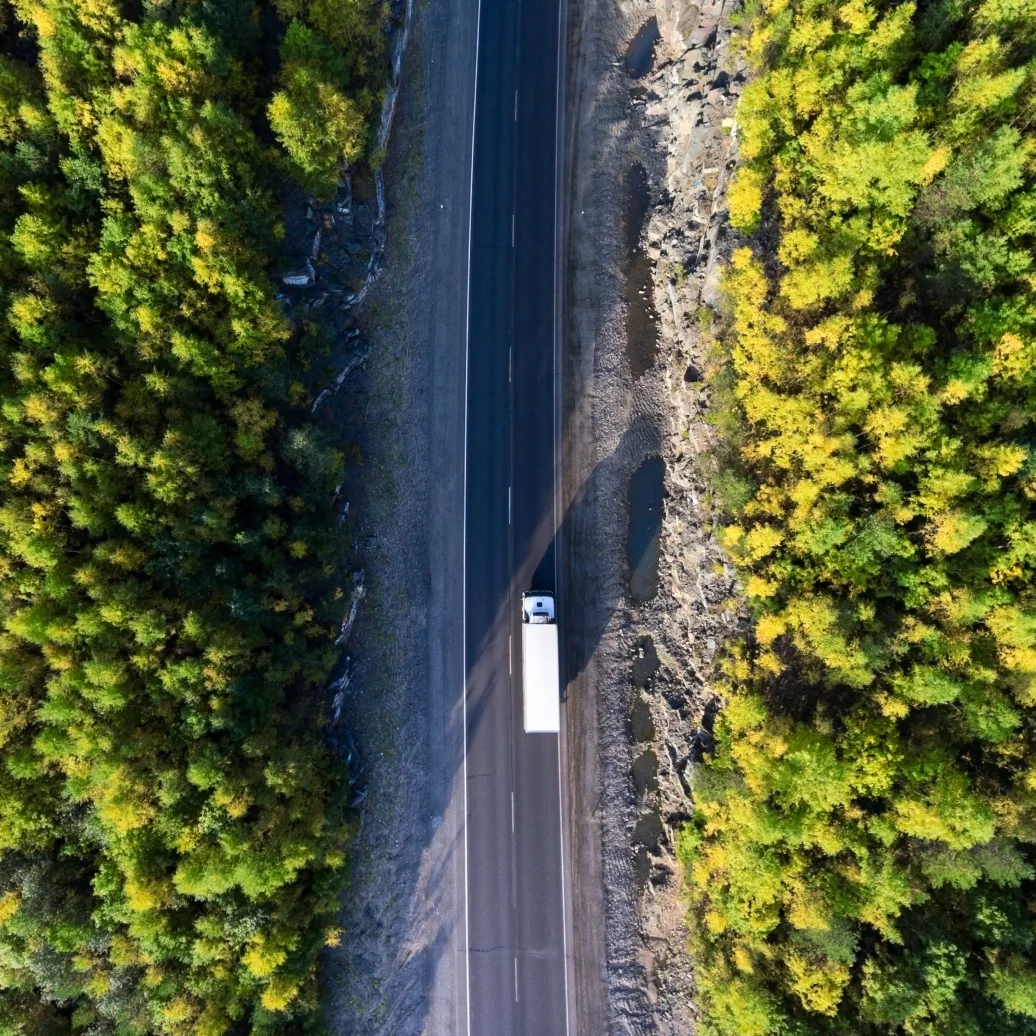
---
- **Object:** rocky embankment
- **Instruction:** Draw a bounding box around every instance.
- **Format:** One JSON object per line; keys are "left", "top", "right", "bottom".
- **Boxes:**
{"left": 561, "top": 0, "right": 745, "bottom": 1027}
{"left": 613, "top": 0, "right": 748, "bottom": 1029}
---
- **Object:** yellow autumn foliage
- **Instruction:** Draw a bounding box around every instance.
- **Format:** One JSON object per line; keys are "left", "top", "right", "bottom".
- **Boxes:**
{"left": 681, "top": 1, "right": 1036, "bottom": 1033}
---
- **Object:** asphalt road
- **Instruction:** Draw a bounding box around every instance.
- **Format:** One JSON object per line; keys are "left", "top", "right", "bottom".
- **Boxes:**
{"left": 464, "top": 0, "right": 572, "bottom": 1029}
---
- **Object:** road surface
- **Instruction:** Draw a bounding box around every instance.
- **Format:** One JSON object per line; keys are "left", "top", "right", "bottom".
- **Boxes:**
{"left": 464, "top": 0, "right": 574, "bottom": 1030}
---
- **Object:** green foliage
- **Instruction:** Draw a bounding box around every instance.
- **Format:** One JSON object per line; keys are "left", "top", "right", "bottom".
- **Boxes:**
{"left": 0, "top": 0, "right": 383, "bottom": 1032}
{"left": 682, "top": 0, "right": 1036, "bottom": 1033}
{"left": 268, "top": 0, "right": 385, "bottom": 197}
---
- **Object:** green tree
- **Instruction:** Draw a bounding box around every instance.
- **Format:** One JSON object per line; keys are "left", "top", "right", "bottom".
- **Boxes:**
{"left": 0, "top": 0, "right": 383, "bottom": 1030}
{"left": 268, "top": 19, "right": 380, "bottom": 197}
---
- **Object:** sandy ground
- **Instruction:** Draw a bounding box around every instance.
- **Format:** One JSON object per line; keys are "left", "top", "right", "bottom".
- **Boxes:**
{"left": 561, "top": 0, "right": 672, "bottom": 1028}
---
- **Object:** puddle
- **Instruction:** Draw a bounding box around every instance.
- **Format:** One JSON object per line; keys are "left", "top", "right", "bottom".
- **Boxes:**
{"left": 631, "top": 697, "right": 655, "bottom": 742}
{"left": 691, "top": 698, "right": 719, "bottom": 762}
{"left": 633, "top": 750, "right": 659, "bottom": 796}
{"left": 632, "top": 634, "right": 660, "bottom": 688}
{"left": 625, "top": 164, "right": 659, "bottom": 379}
{"left": 625, "top": 18, "right": 660, "bottom": 78}
{"left": 634, "top": 810, "right": 663, "bottom": 849}
{"left": 628, "top": 457, "right": 665, "bottom": 601}
{"left": 626, "top": 163, "right": 651, "bottom": 255}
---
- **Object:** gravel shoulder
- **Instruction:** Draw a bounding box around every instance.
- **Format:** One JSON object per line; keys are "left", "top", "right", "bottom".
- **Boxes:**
{"left": 562, "top": 0, "right": 741, "bottom": 1033}
{"left": 320, "top": 0, "right": 478, "bottom": 1031}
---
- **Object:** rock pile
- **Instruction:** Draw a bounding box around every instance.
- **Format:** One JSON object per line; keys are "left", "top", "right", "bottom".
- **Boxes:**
{"left": 616, "top": 0, "right": 749, "bottom": 1028}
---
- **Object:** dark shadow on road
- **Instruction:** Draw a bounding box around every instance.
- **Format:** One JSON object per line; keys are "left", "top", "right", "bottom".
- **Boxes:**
{"left": 464, "top": 415, "right": 663, "bottom": 748}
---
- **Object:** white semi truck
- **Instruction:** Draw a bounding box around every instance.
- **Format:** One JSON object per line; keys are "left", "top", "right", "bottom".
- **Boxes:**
{"left": 521, "top": 591, "right": 560, "bottom": 733}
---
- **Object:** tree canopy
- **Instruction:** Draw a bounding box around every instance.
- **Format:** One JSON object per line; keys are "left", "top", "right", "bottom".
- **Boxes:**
{"left": 681, "top": 0, "right": 1036, "bottom": 1033}
{"left": 0, "top": 0, "right": 384, "bottom": 1031}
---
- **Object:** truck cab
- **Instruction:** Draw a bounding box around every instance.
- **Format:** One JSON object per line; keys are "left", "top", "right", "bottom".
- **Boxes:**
{"left": 522, "top": 592, "right": 555, "bottom": 625}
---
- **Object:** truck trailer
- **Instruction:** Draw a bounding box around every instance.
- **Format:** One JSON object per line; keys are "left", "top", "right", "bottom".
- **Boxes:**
{"left": 521, "top": 592, "right": 560, "bottom": 733}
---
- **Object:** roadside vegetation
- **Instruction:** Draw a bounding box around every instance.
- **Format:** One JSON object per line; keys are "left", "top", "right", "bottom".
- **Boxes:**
{"left": 679, "top": 0, "right": 1036, "bottom": 1032}
{"left": 0, "top": 0, "right": 384, "bottom": 1032}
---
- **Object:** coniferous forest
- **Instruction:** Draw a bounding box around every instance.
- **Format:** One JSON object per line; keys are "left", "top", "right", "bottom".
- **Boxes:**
{"left": 681, "top": 0, "right": 1036, "bottom": 1033}
{"left": 0, "top": 0, "right": 383, "bottom": 1032}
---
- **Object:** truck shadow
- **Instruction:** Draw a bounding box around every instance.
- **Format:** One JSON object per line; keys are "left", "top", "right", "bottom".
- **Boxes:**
{"left": 464, "top": 414, "right": 663, "bottom": 744}
{"left": 558, "top": 417, "right": 663, "bottom": 693}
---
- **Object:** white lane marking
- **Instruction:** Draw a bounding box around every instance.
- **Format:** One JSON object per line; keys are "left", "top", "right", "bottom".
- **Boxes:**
{"left": 514, "top": 956, "right": 519, "bottom": 1002}
{"left": 462, "top": 0, "right": 483, "bottom": 1029}
{"left": 512, "top": 212, "right": 515, "bottom": 248}
{"left": 511, "top": 791, "right": 515, "bottom": 833}
{"left": 508, "top": 486, "right": 512, "bottom": 524}
{"left": 509, "top": 634, "right": 512, "bottom": 675}
{"left": 514, "top": 88, "right": 518, "bottom": 121}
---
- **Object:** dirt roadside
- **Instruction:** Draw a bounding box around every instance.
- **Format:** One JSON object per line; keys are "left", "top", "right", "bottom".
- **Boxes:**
{"left": 562, "top": 0, "right": 741, "bottom": 1033}
{"left": 317, "top": 0, "right": 478, "bottom": 1031}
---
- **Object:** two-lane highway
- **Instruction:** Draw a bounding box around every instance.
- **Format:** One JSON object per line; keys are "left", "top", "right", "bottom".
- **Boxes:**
{"left": 463, "top": 0, "right": 572, "bottom": 1029}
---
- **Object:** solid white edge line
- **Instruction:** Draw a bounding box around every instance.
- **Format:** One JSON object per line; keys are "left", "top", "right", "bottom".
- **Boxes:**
{"left": 552, "top": 0, "right": 573, "bottom": 1026}
{"left": 462, "top": 0, "right": 483, "bottom": 1029}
